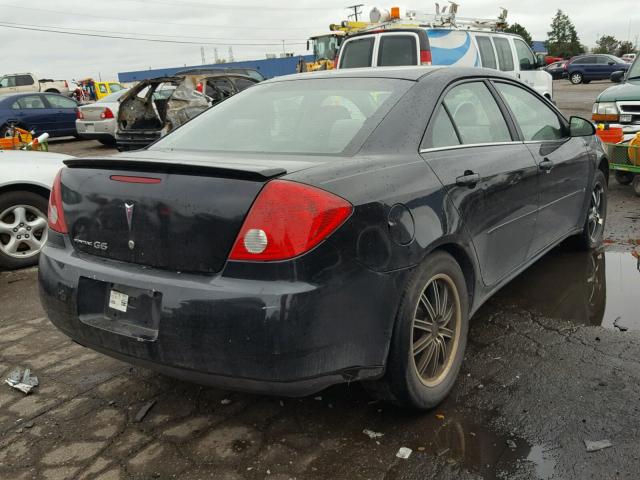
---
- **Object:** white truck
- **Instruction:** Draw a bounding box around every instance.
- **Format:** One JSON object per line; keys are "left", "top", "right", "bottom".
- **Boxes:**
{"left": 0, "top": 73, "right": 69, "bottom": 96}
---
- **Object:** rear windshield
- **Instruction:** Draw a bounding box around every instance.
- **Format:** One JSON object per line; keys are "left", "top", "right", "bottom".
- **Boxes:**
{"left": 151, "top": 78, "right": 411, "bottom": 156}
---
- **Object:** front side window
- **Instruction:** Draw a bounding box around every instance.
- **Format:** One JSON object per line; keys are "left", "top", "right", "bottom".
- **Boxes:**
{"left": 339, "top": 37, "right": 375, "bottom": 69}
{"left": 0, "top": 76, "right": 16, "bottom": 88}
{"left": 15, "top": 96, "right": 46, "bottom": 109}
{"left": 151, "top": 78, "right": 411, "bottom": 156}
{"left": 495, "top": 82, "right": 564, "bottom": 141}
{"left": 98, "top": 84, "right": 108, "bottom": 94}
{"left": 378, "top": 35, "right": 417, "bottom": 67}
{"left": 493, "top": 37, "right": 514, "bottom": 72}
{"left": 513, "top": 38, "right": 536, "bottom": 71}
{"left": 443, "top": 82, "right": 511, "bottom": 144}
{"left": 476, "top": 36, "right": 497, "bottom": 69}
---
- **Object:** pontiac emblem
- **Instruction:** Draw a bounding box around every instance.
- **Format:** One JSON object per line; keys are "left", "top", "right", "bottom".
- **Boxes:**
{"left": 124, "top": 202, "right": 134, "bottom": 231}
{"left": 128, "top": 240, "right": 135, "bottom": 250}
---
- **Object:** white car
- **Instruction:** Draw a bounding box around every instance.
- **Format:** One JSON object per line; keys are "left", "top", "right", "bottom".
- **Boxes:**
{"left": 76, "top": 89, "right": 128, "bottom": 146}
{"left": 0, "top": 150, "right": 72, "bottom": 269}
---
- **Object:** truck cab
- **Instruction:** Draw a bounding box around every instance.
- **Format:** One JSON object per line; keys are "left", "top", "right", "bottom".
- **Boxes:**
{"left": 0, "top": 73, "right": 69, "bottom": 96}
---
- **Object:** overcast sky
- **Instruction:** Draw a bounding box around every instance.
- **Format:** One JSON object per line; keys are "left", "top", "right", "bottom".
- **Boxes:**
{"left": 1, "top": 0, "right": 639, "bottom": 81}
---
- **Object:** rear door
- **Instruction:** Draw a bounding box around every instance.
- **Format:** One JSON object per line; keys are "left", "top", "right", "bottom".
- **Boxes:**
{"left": 493, "top": 81, "right": 590, "bottom": 255}
{"left": 15, "top": 74, "right": 36, "bottom": 93}
{"left": 338, "top": 35, "right": 376, "bottom": 68}
{"left": 420, "top": 80, "right": 539, "bottom": 286}
{"left": 44, "top": 94, "right": 78, "bottom": 135}
{"left": 375, "top": 32, "right": 419, "bottom": 66}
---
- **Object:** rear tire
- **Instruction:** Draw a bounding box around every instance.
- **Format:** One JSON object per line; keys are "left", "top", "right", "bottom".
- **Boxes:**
{"left": 366, "top": 251, "right": 469, "bottom": 409}
{"left": 0, "top": 191, "right": 49, "bottom": 270}
{"left": 570, "top": 72, "right": 583, "bottom": 84}
{"left": 615, "top": 171, "right": 634, "bottom": 185}
{"left": 575, "top": 170, "right": 607, "bottom": 250}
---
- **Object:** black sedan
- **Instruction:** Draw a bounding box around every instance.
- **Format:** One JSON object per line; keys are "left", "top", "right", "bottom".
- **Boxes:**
{"left": 544, "top": 60, "right": 568, "bottom": 80}
{"left": 39, "top": 67, "right": 608, "bottom": 409}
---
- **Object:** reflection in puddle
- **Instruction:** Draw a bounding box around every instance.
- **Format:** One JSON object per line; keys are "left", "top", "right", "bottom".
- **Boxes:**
{"left": 494, "top": 249, "right": 640, "bottom": 330}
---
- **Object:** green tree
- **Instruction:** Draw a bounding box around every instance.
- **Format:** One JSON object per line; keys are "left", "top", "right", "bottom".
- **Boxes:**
{"left": 593, "top": 35, "right": 620, "bottom": 54}
{"left": 618, "top": 40, "right": 635, "bottom": 57}
{"left": 546, "top": 10, "right": 582, "bottom": 58}
{"left": 504, "top": 23, "right": 533, "bottom": 46}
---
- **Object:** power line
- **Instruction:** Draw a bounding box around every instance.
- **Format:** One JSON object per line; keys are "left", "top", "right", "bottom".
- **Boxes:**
{"left": 0, "top": 2, "right": 315, "bottom": 31}
{"left": 0, "top": 19, "right": 305, "bottom": 42}
{"left": 0, "top": 22, "right": 306, "bottom": 46}
{"left": 123, "top": 0, "right": 337, "bottom": 11}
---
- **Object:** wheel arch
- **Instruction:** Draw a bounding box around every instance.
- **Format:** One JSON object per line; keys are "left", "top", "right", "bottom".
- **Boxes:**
{"left": 597, "top": 156, "right": 609, "bottom": 183}
{"left": 0, "top": 183, "right": 51, "bottom": 201}
{"left": 44, "top": 88, "right": 60, "bottom": 94}
{"left": 428, "top": 242, "right": 477, "bottom": 313}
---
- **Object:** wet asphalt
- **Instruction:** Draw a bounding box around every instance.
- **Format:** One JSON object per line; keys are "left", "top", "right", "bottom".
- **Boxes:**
{"left": 1, "top": 80, "right": 639, "bottom": 480}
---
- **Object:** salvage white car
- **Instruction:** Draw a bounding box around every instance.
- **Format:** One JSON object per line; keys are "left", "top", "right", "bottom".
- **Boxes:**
{"left": 0, "top": 150, "right": 71, "bottom": 269}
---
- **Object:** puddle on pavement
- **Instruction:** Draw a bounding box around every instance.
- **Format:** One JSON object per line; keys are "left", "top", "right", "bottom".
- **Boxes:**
{"left": 493, "top": 248, "right": 640, "bottom": 331}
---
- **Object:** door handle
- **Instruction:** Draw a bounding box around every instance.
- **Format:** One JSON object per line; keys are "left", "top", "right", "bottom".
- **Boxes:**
{"left": 539, "top": 158, "right": 554, "bottom": 172}
{"left": 456, "top": 170, "right": 480, "bottom": 188}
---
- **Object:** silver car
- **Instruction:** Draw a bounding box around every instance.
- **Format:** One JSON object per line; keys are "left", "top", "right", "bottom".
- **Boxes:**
{"left": 0, "top": 149, "right": 71, "bottom": 269}
{"left": 75, "top": 89, "right": 128, "bottom": 146}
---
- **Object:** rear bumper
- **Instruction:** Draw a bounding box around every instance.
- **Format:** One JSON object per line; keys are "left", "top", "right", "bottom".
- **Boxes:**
{"left": 115, "top": 131, "right": 159, "bottom": 151}
{"left": 38, "top": 237, "right": 408, "bottom": 396}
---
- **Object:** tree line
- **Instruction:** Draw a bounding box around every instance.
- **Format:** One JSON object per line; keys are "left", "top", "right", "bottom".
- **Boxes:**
{"left": 504, "top": 10, "right": 636, "bottom": 59}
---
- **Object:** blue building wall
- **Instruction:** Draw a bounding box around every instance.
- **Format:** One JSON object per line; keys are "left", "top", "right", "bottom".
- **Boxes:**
{"left": 118, "top": 55, "right": 315, "bottom": 83}
{"left": 531, "top": 41, "right": 547, "bottom": 54}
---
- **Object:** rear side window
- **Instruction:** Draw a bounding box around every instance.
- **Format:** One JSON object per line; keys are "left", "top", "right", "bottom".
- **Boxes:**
{"left": 378, "top": 35, "right": 417, "bottom": 66}
{"left": 476, "top": 36, "right": 497, "bottom": 69}
{"left": 340, "top": 37, "right": 375, "bottom": 68}
{"left": 234, "top": 78, "right": 257, "bottom": 91}
{"left": 443, "top": 82, "right": 511, "bottom": 144}
{"left": 46, "top": 94, "right": 77, "bottom": 109}
{"left": 493, "top": 37, "right": 514, "bottom": 72}
{"left": 16, "top": 75, "right": 34, "bottom": 86}
{"left": 495, "top": 83, "right": 564, "bottom": 141}
{"left": 427, "top": 106, "right": 460, "bottom": 148}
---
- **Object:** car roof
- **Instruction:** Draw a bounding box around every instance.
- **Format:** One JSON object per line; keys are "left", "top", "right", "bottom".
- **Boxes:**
{"left": 263, "top": 66, "right": 517, "bottom": 83}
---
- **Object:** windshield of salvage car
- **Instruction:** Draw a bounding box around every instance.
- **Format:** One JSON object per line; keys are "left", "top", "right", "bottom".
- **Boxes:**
{"left": 151, "top": 78, "right": 411, "bottom": 155}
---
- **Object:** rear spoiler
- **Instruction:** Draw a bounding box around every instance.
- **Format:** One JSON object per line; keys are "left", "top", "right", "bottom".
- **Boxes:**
{"left": 63, "top": 158, "right": 286, "bottom": 181}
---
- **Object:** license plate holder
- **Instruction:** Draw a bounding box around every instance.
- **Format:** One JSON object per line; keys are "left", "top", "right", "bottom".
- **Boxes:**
{"left": 85, "top": 123, "right": 95, "bottom": 132}
{"left": 78, "top": 277, "right": 162, "bottom": 341}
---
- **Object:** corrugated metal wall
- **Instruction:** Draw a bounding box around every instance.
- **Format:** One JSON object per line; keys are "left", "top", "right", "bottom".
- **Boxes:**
{"left": 118, "top": 55, "right": 315, "bottom": 83}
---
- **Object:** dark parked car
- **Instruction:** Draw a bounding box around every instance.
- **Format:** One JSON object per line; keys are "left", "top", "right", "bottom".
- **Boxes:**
{"left": 0, "top": 92, "right": 78, "bottom": 138}
{"left": 39, "top": 67, "right": 608, "bottom": 409}
{"left": 544, "top": 60, "right": 567, "bottom": 80}
{"left": 116, "top": 72, "right": 258, "bottom": 151}
{"left": 567, "top": 54, "right": 630, "bottom": 84}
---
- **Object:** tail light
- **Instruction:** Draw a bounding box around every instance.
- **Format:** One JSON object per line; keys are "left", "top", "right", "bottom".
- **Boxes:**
{"left": 229, "top": 180, "right": 353, "bottom": 261}
{"left": 75, "top": 108, "right": 84, "bottom": 120}
{"left": 100, "top": 108, "right": 114, "bottom": 119}
{"left": 48, "top": 169, "right": 68, "bottom": 234}
{"left": 196, "top": 82, "right": 204, "bottom": 93}
{"left": 420, "top": 50, "right": 432, "bottom": 66}
{"left": 64, "top": 80, "right": 68, "bottom": 88}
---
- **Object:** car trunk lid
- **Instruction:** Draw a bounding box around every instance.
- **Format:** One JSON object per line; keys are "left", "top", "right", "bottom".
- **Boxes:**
{"left": 61, "top": 152, "right": 319, "bottom": 274}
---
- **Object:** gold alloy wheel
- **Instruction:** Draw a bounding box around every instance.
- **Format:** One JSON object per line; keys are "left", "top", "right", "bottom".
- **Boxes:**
{"left": 411, "top": 273, "right": 462, "bottom": 387}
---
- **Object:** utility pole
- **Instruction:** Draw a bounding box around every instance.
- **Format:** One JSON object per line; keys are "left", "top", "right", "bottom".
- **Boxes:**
{"left": 228, "top": 47, "right": 235, "bottom": 63}
{"left": 200, "top": 46, "right": 206, "bottom": 65}
{"left": 346, "top": 4, "right": 364, "bottom": 21}
{"left": 213, "top": 48, "right": 220, "bottom": 63}
{"left": 282, "top": 40, "right": 286, "bottom": 56}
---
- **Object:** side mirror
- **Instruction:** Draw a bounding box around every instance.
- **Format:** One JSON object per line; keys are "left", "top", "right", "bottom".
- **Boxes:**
{"left": 611, "top": 70, "right": 625, "bottom": 83}
{"left": 569, "top": 116, "right": 596, "bottom": 137}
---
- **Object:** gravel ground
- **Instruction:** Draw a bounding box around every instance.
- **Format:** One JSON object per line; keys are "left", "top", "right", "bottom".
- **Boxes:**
{"left": 1, "top": 79, "right": 639, "bottom": 480}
